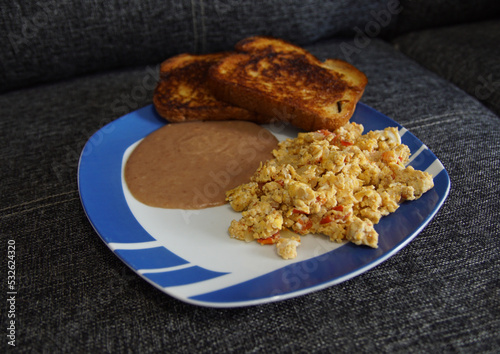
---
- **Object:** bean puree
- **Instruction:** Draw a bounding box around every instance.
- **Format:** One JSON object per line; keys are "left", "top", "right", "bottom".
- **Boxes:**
{"left": 124, "top": 120, "right": 278, "bottom": 209}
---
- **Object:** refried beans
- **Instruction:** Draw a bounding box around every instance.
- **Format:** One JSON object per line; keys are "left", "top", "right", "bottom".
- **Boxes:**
{"left": 124, "top": 120, "right": 279, "bottom": 209}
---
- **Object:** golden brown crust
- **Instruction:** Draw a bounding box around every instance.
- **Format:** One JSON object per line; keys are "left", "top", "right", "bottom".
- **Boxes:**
{"left": 234, "top": 36, "right": 319, "bottom": 63}
{"left": 207, "top": 36, "right": 368, "bottom": 131}
{"left": 153, "top": 52, "right": 270, "bottom": 123}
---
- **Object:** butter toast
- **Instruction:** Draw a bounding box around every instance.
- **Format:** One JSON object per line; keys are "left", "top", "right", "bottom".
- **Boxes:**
{"left": 208, "top": 36, "right": 368, "bottom": 131}
{"left": 153, "top": 52, "right": 267, "bottom": 123}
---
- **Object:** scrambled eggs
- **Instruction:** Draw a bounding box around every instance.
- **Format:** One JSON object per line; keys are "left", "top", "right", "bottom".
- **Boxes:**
{"left": 226, "top": 123, "right": 434, "bottom": 259}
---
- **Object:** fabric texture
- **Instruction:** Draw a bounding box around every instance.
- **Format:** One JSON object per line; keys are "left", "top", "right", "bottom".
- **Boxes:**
{"left": 393, "top": 20, "right": 500, "bottom": 116}
{"left": 0, "top": 0, "right": 395, "bottom": 93}
{"left": 393, "top": 0, "right": 500, "bottom": 34}
{"left": 1, "top": 36, "right": 499, "bottom": 352}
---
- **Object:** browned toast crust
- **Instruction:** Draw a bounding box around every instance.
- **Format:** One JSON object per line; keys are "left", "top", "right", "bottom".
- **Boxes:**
{"left": 208, "top": 36, "right": 368, "bottom": 131}
{"left": 234, "top": 36, "right": 319, "bottom": 63}
{"left": 153, "top": 52, "right": 268, "bottom": 123}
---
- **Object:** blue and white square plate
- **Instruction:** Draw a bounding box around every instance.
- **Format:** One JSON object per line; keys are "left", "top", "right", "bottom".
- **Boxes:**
{"left": 78, "top": 103, "right": 450, "bottom": 308}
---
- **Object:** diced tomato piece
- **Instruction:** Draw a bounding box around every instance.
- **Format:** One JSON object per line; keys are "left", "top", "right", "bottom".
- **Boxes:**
{"left": 321, "top": 206, "right": 345, "bottom": 224}
{"left": 292, "top": 209, "right": 308, "bottom": 214}
{"left": 320, "top": 216, "right": 333, "bottom": 224}
{"left": 318, "top": 129, "right": 333, "bottom": 136}
{"left": 341, "top": 140, "right": 353, "bottom": 146}
{"left": 257, "top": 232, "right": 280, "bottom": 245}
{"left": 297, "top": 218, "right": 313, "bottom": 230}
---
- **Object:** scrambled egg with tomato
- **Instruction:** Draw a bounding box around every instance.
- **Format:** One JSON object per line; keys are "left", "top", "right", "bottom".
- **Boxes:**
{"left": 226, "top": 123, "right": 434, "bottom": 259}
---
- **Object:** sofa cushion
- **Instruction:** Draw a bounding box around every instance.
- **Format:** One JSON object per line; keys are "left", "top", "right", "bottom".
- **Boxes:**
{"left": 393, "top": 20, "right": 500, "bottom": 116}
{"left": 394, "top": 0, "right": 500, "bottom": 34}
{"left": 0, "top": 0, "right": 398, "bottom": 93}
{"left": 1, "top": 37, "right": 498, "bottom": 351}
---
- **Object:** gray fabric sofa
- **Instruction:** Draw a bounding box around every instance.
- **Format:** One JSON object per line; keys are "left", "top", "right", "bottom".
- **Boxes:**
{"left": 1, "top": 0, "right": 499, "bottom": 352}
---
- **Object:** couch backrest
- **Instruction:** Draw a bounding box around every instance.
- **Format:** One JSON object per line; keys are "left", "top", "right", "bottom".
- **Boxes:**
{"left": 1, "top": 0, "right": 498, "bottom": 93}
{"left": 395, "top": 0, "right": 500, "bottom": 34}
{"left": 1, "top": 0, "right": 400, "bottom": 93}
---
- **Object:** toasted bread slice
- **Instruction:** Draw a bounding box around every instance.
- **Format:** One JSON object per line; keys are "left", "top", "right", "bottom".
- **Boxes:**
{"left": 153, "top": 52, "right": 268, "bottom": 123}
{"left": 234, "top": 36, "right": 319, "bottom": 63}
{"left": 208, "top": 36, "right": 368, "bottom": 131}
